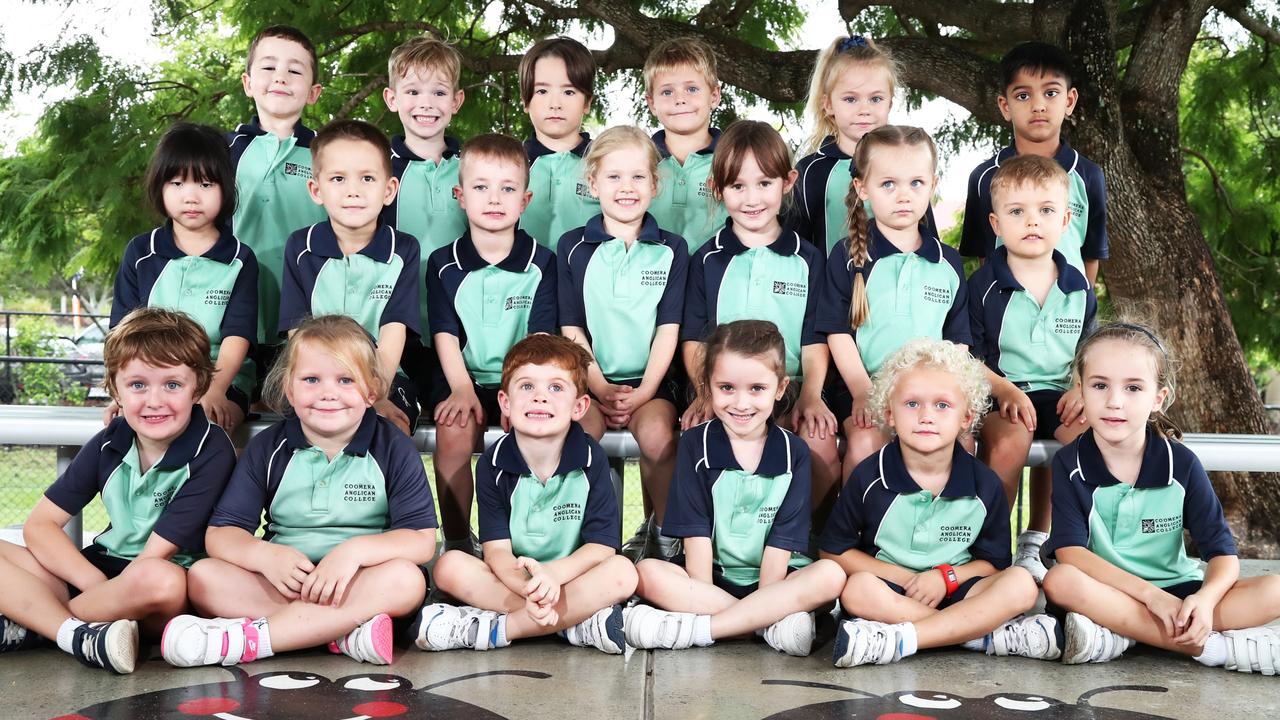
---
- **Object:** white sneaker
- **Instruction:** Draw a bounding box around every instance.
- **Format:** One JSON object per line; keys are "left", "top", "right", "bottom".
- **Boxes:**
{"left": 1223, "top": 626, "right": 1280, "bottom": 675}
{"left": 329, "top": 613, "right": 394, "bottom": 664}
{"left": 70, "top": 620, "right": 138, "bottom": 674}
{"left": 833, "top": 619, "right": 906, "bottom": 667}
{"left": 1013, "top": 531, "right": 1049, "bottom": 584}
{"left": 989, "top": 614, "right": 1062, "bottom": 660}
{"left": 623, "top": 604, "right": 697, "bottom": 650}
{"left": 409, "top": 604, "right": 500, "bottom": 651}
{"left": 1062, "top": 612, "right": 1133, "bottom": 664}
{"left": 562, "top": 605, "right": 625, "bottom": 654}
{"left": 762, "top": 611, "right": 815, "bottom": 657}
{"left": 163, "top": 616, "right": 262, "bottom": 667}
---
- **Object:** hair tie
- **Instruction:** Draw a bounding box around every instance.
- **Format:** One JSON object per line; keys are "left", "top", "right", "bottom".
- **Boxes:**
{"left": 839, "top": 35, "right": 869, "bottom": 52}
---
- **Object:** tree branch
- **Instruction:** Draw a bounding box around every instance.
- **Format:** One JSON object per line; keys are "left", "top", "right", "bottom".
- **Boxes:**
{"left": 1181, "top": 145, "right": 1235, "bottom": 215}
{"left": 334, "top": 75, "right": 385, "bottom": 120}
{"left": 1215, "top": 0, "right": 1280, "bottom": 45}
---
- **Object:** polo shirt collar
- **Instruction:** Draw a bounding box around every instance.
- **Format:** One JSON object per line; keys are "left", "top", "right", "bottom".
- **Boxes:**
{"left": 867, "top": 224, "right": 942, "bottom": 263}
{"left": 994, "top": 140, "right": 1079, "bottom": 175}
{"left": 701, "top": 419, "right": 795, "bottom": 477}
{"left": 989, "top": 246, "right": 1091, "bottom": 294}
{"left": 151, "top": 222, "right": 241, "bottom": 264}
{"left": 284, "top": 408, "right": 378, "bottom": 456}
{"left": 652, "top": 128, "right": 721, "bottom": 159}
{"left": 1074, "top": 427, "right": 1173, "bottom": 489}
{"left": 106, "top": 404, "right": 213, "bottom": 470}
{"left": 711, "top": 218, "right": 803, "bottom": 257}
{"left": 453, "top": 229, "right": 539, "bottom": 273}
{"left": 492, "top": 422, "right": 594, "bottom": 477}
{"left": 582, "top": 212, "right": 663, "bottom": 245}
{"left": 239, "top": 116, "right": 316, "bottom": 147}
{"left": 878, "top": 439, "right": 979, "bottom": 498}
{"left": 304, "top": 221, "right": 399, "bottom": 263}
{"left": 816, "top": 135, "right": 852, "bottom": 160}
{"left": 525, "top": 133, "right": 591, "bottom": 161}
{"left": 390, "top": 135, "right": 460, "bottom": 163}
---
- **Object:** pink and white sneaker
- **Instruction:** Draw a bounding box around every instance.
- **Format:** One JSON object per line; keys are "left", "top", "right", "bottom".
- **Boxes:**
{"left": 162, "top": 616, "right": 264, "bottom": 667}
{"left": 328, "top": 613, "right": 394, "bottom": 665}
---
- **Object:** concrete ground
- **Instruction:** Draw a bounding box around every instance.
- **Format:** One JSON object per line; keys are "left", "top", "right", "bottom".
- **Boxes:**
{"left": 5, "top": 562, "right": 1279, "bottom": 720}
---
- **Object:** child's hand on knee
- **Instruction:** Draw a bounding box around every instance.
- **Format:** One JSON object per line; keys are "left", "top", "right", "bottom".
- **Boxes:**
{"left": 202, "top": 394, "right": 244, "bottom": 431}
{"left": 994, "top": 381, "right": 1036, "bottom": 431}
{"left": 255, "top": 543, "right": 316, "bottom": 600}
{"left": 1173, "top": 593, "right": 1216, "bottom": 647}
{"left": 435, "top": 389, "right": 483, "bottom": 428}
{"left": 1142, "top": 586, "right": 1184, "bottom": 637}
{"left": 373, "top": 396, "right": 412, "bottom": 435}
{"left": 302, "top": 543, "right": 361, "bottom": 607}
{"left": 851, "top": 395, "right": 875, "bottom": 429}
{"left": 793, "top": 393, "right": 836, "bottom": 440}
{"left": 904, "top": 570, "right": 946, "bottom": 608}
{"left": 681, "top": 394, "right": 712, "bottom": 430}
{"left": 1057, "top": 385, "right": 1086, "bottom": 426}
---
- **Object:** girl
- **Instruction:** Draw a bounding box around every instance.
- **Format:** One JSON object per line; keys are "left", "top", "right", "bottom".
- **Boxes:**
{"left": 682, "top": 120, "right": 841, "bottom": 527}
{"left": 821, "top": 339, "right": 1054, "bottom": 667}
{"left": 627, "top": 320, "right": 846, "bottom": 657}
{"left": 110, "top": 122, "right": 258, "bottom": 432}
{"left": 820, "top": 125, "right": 970, "bottom": 483}
{"left": 161, "top": 315, "right": 438, "bottom": 667}
{"left": 795, "top": 36, "right": 936, "bottom": 254}
{"left": 1043, "top": 322, "right": 1280, "bottom": 671}
{"left": 558, "top": 126, "right": 688, "bottom": 562}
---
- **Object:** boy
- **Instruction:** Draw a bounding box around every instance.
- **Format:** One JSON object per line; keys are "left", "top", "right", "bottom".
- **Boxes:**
{"left": 426, "top": 133, "right": 558, "bottom": 555}
{"left": 518, "top": 36, "right": 600, "bottom": 250}
{"left": 969, "top": 156, "right": 1095, "bottom": 582}
{"left": 278, "top": 119, "right": 421, "bottom": 434}
{"left": 0, "top": 308, "right": 235, "bottom": 672}
{"left": 643, "top": 37, "right": 728, "bottom": 255}
{"left": 412, "top": 334, "right": 636, "bottom": 653}
{"left": 228, "top": 25, "right": 327, "bottom": 375}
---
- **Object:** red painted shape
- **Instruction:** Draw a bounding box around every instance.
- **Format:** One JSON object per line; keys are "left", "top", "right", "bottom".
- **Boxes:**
{"left": 352, "top": 701, "right": 409, "bottom": 717}
{"left": 49, "top": 715, "right": 92, "bottom": 720}
{"left": 177, "top": 696, "right": 241, "bottom": 715}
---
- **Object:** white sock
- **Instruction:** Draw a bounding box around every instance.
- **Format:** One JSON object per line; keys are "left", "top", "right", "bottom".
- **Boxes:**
{"left": 962, "top": 635, "right": 988, "bottom": 653}
{"left": 494, "top": 614, "right": 510, "bottom": 648}
{"left": 56, "top": 617, "right": 86, "bottom": 654}
{"left": 1194, "top": 631, "right": 1227, "bottom": 667}
{"left": 894, "top": 622, "right": 919, "bottom": 659}
{"left": 248, "top": 618, "right": 273, "bottom": 660}
{"left": 693, "top": 615, "right": 714, "bottom": 647}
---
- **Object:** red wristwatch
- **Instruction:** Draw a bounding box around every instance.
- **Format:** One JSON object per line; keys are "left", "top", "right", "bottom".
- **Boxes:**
{"left": 935, "top": 563, "right": 960, "bottom": 598}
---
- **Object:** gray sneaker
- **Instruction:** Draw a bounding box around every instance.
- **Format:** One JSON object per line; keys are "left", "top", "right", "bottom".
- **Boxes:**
{"left": 1062, "top": 612, "right": 1133, "bottom": 664}
{"left": 652, "top": 529, "right": 682, "bottom": 561}
{"left": 621, "top": 516, "right": 653, "bottom": 562}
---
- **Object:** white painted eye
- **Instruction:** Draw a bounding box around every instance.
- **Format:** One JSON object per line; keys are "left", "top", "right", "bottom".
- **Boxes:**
{"left": 258, "top": 674, "right": 321, "bottom": 690}
{"left": 995, "top": 697, "right": 1053, "bottom": 712}
{"left": 900, "top": 694, "right": 963, "bottom": 710}
{"left": 344, "top": 677, "right": 405, "bottom": 691}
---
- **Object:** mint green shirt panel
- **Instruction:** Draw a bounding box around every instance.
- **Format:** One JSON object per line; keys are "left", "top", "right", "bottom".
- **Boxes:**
{"left": 233, "top": 136, "right": 328, "bottom": 345}
{"left": 872, "top": 492, "right": 986, "bottom": 572}
{"left": 455, "top": 266, "right": 544, "bottom": 387}
{"left": 995, "top": 172, "right": 1088, "bottom": 273}
{"left": 710, "top": 469, "right": 796, "bottom": 586}
{"left": 508, "top": 469, "right": 592, "bottom": 563}
{"left": 652, "top": 154, "right": 726, "bottom": 254}
{"left": 582, "top": 239, "right": 674, "bottom": 380}
{"left": 1087, "top": 482, "right": 1204, "bottom": 588}
{"left": 821, "top": 159, "right": 854, "bottom": 255}
{"left": 855, "top": 255, "right": 961, "bottom": 376}
{"left": 397, "top": 157, "right": 467, "bottom": 334}
{"left": 266, "top": 448, "right": 390, "bottom": 563}
{"left": 522, "top": 153, "right": 600, "bottom": 250}
{"left": 716, "top": 250, "right": 811, "bottom": 379}
{"left": 310, "top": 254, "right": 405, "bottom": 341}
{"left": 95, "top": 444, "right": 196, "bottom": 567}
{"left": 996, "top": 286, "right": 1088, "bottom": 392}
{"left": 147, "top": 257, "right": 254, "bottom": 396}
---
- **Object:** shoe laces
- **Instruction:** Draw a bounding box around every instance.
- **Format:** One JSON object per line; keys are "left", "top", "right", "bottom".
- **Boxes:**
{"left": 2, "top": 617, "right": 27, "bottom": 647}
{"left": 73, "top": 623, "right": 106, "bottom": 667}
{"left": 855, "top": 622, "right": 893, "bottom": 664}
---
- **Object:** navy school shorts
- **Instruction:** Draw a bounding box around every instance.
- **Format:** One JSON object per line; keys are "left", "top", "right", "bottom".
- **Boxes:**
{"left": 984, "top": 388, "right": 1065, "bottom": 440}
{"left": 426, "top": 370, "right": 503, "bottom": 429}
{"left": 880, "top": 574, "right": 983, "bottom": 610}
{"left": 67, "top": 544, "right": 135, "bottom": 600}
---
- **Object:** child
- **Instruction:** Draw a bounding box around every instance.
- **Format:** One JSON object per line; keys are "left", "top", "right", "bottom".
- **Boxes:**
{"left": 959, "top": 41, "right": 1107, "bottom": 284}
{"left": 1043, "top": 322, "right": 1280, "bottom": 672}
{"left": 278, "top": 119, "right": 421, "bottom": 435}
{"left": 969, "top": 155, "right": 1095, "bottom": 582}
{"left": 819, "top": 125, "right": 970, "bottom": 482}
{"left": 162, "top": 315, "right": 438, "bottom": 667}
{"left": 823, "top": 339, "right": 1054, "bottom": 667}
{"left": 426, "top": 133, "right": 558, "bottom": 555}
{"left": 558, "top": 126, "right": 687, "bottom": 562}
{"left": 0, "top": 308, "right": 234, "bottom": 673}
{"left": 682, "top": 120, "right": 841, "bottom": 528}
{"left": 227, "top": 25, "right": 327, "bottom": 373}
{"left": 626, "top": 320, "right": 846, "bottom": 656}
{"left": 643, "top": 37, "right": 728, "bottom": 254}
{"left": 412, "top": 334, "right": 637, "bottom": 654}
{"left": 110, "top": 122, "right": 258, "bottom": 433}
{"left": 518, "top": 36, "right": 601, "bottom": 249}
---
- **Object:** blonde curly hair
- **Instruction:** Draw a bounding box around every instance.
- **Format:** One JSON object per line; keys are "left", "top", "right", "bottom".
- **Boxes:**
{"left": 869, "top": 338, "right": 991, "bottom": 435}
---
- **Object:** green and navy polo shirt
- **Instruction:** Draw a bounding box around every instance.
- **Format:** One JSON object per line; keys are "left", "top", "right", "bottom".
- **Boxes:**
{"left": 650, "top": 129, "right": 727, "bottom": 254}
{"left": 425, "top": 229, "right": 557, "bottom": 388}
{"left": 521, "top": 133, "right": 600, "bottom": 250}
{"left": 818, "top": 226, "right": 971, "bottom": 377}
{"left": 794, "top": 135, "right": 939, "bottom": 256}
{"left": 209, "top": 409, "right": 438, "bottom": 563}
{"left": 664, "top": 419, "right": 813, "bottom": 587}
{"left": 111, "top": 222, "right": 259, "bottom": 397}
{"left": 959, "top": 139, "right": 1109, "bottom": 274}
{"left": 227, "top": 117, "right": 328, "bottom": 345}
{"left": 381, "top": 135, "right": 467, "bottom": 343}
{"left": 968, "top": 247, "right": 1096, "bottom": 392}
{"left": 44, "top": 405, "right": 236, "bottom": 566}
{"left": 278, "top": 221, "right": 421, "bottom": 343}
{"left": 556, "top": 213, "right": 688, "bottom": 382}
{"left": 682, "top": 220, "right": 824, "bottom": 381}
{"left": 1044, "top": 428, "right": 1237, "bottom": 588}
{"left": 475, "top": 422, "right": 620, "bottom": 563}
{"left": 820, "top": 439, "right": 1012, "bottom": 572}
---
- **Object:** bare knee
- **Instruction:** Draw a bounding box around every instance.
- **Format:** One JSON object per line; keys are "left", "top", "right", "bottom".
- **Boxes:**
{"left": 601, "top": 555, "right": 639, "bottom": 600}
{"left": 999, "top": 566, "right": 1040, "bottom": 612}
{"left": 839, "top": 571, "right": 885, "bottom": 613}
{"left": 124, "top": 558, "right": 187, "bottom": 612}
{"left": 807, "top": 559, "right": 848, "bottom": 603}
{"left": 431, "top": 550, "right": 475, "bottom": 594}
{"left": 635, "top": 423, "right": 676, "bottom": 463}
{"left": 378, "top": 558, "right": 427, "bottom": 616}
{"left": 634, "top": 558, "right": 667, "bottom": 596}
{"left": 1042, "top": 563, "right": 1085, "bottom": 608}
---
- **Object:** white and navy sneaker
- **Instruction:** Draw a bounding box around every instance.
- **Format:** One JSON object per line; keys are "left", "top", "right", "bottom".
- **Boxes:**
{"left": 833, "top": 619, "right": 907, "bottom": 667}
{"left": 1062, "top": 612, "right": 1133, "bottom": 664}
{"left": 162, "top": 616, "right": 262, "bottom": 667}
{"left": 71, "top": 620, "right": 139, "bottom": 674}
{"left": 1, "top": 613, "right": 42, "bottom": 653}
{"left": 762, "top": 611, "right": 815, "bottom": 657}
{"left": 410, "top": 604, "right": 501, "bottom": 651}
{"left": 329, "top": 613, "right": 394, "bottom": 664}
{"left": 1223, "top": 626, "right": 1280, "bottom": 675}
{"left": 623, "top": 604, "right": 697, "bottom": 650}
{"left": 987, "top": 614, "right": 1062, "bottom": 660}
{"left": 1013, "top": 531, "right": 1049, "bottom": 584}
{"left": 561, "top": 605, "right": 625, "bottom": 654}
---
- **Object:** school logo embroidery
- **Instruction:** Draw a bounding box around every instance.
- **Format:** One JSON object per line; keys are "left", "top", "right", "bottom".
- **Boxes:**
{"left": 759, "top": 504, "right": 780, "bottom": 524}
{"left": 204, "top": 289, "right": 231, "bottom": 307}
{"left": 343, "top": 482, "right": 378, "bottom": 503}
{"left": 1070, "top": 199, "right": 1086, "bottom": 219}
{"left": 552, "top": 502, "right": 583, "bottom": 523}
{"left": 369, "top": 283, "right": 393, "bottom": 301}
{"left": 575, "top": 181, "right": 593, "bottom": 199}
{"left": 1055, "top": 317, "right": 1084, "bottom": 334}
{"left": 152, "top": 489, "right": 176, "bottom": 508}
{"left": 922, "top": 284, "right": 953, "bottom": 304}
{"left": 505, "top": 295, "right": 533, "bottom": 311}
{"left": 640, "top": 270, "right": 668, "bottom": 287}
{"left": 772, "top": 281, "right": 807, "bottom": 298}
{"left": 1141, "top": 516, "right": 1181, "bottom": 534}
{"left": 697, "top": 179, "right": 714, "bottom": 199}
{"left": 283, "top": 162, "right": 312, "bottom": 180}
{"left": 938, "top": 524, "right": 976, "bottom": 543}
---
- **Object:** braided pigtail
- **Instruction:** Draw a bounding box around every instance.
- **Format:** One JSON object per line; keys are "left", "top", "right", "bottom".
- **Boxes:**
{"left": 845, "top": 177, "right": 871, "bottom": 328}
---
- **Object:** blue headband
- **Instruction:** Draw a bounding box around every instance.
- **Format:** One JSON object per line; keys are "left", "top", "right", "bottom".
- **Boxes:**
{"left": 839, "top": 36, "right": 870, "bottom": 52}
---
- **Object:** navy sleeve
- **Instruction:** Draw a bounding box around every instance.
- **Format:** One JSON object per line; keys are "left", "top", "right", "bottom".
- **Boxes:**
{"left": 527, "top": 248, "right": 558, "bottom": 335}
{"left": 110, "top": 238, "right": 145, "bottom": 327}
{"left": 1177, "top": 448, "right": 1238, "bottom": 560}
{"left": 380, "top": 231, "right": 422, "bottom": 338}
{"left": 579, "top": 447, "right": 621, "bottom": 549}
{"left": 220, "top": 246, "right": 259, "bottom": 344}
{"left": 382, "top": 428, "right": 438, "bottom": 531}
{"left": 800, "top": 244, "right": 823, "bottom": 346}
{"left": 940, "top": 249, "right": 973, "bottom": 346}
{"left": 208, "top": 429, "right": 275, "bottom": 533}
{"left": 968, "top": 464, "right": 1013, "bottom": 569}
{"left": 152, "top": 426, "right": 236, "bottom": 551}
{"left": 792, "top": 153, "right": 818, "bottom": 243}
{"left": 654, "top": 236, "right": 689, "bottom": 327}
{"left": 765, "top": 435, "right": 812, "bottom": 553}
{"left": 1081, "top": 163, "right": 1109, "bottom": 260}
{"left": 1044, "top": 448, "right": 1090, "bottom": 558}
{"left": 819, "top": 469, "right": 866, "bottom": 555}
{"left": 661, "top": 430, "right": 714, "bottom": 538}
{"left": 43, "top": 426, "right": 112, "bottom": 516}
{"left": 680, "top": 249, "right": 709, "bottom": 342}
{"left": 817, "top": 243, "right": 853, "bottom": 336}
{"left": 425, "top": 249, "right": 460, "bottom": 338}
{"left": 277, "top": 230, "right": 310, "bottom": 338}
{"left": 1082, "top": 287, "right": 1098, "bottom": 337}
{"left": 967, "top": 272, "right": 990, "bottom": 363}
{"left": 556, "top": 231, "right": 587, "bottom": 328}
{"left": 959, "top": 162, "right": 994, "bottom": 259}
{"left": 475, "top": 447, "right": 512, "bottom": 544}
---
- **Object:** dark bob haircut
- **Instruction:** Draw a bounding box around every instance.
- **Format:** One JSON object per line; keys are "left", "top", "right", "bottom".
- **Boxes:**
{"left": 144, "top": 122, "right": 238, "bottom": 229}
